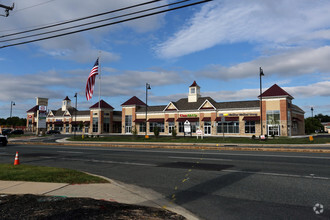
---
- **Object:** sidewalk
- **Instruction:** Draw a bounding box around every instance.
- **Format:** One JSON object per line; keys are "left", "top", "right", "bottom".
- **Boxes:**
{"left": 0, "top": 179, "right": 198, "bottom": 220}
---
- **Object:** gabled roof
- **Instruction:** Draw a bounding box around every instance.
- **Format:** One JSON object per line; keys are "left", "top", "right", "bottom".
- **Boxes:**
{"left": 259, "top": 84, "right": 293, "bottom": 99}
{"left": 198, "top": 99, "right": 216, "bottom": 110}
{"left": 163, "top": 102, "right": 178, "bottom": 111}
{"left": 90, "top": 100, "right": 114, "bottom": 109}
{"left": 27, "top": 105, "right": 39, "bottom": 113}
{"left": 189, "top": 81, "right": 200, "bottom": 87}
{"left": 121, "top": 96, "right": 146, "bottom": 106}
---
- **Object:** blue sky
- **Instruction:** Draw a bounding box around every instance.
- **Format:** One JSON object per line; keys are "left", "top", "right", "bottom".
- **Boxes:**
{"left": 0, "top": 0, "right": 330, "bottom": 119}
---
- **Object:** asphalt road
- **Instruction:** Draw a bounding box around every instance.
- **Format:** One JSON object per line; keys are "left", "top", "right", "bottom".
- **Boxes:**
{"left": 1, "top": 144, "right": 329, "bottom": 220}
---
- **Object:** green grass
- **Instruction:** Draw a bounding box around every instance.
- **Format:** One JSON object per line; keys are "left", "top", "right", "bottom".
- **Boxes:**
{"left": 69, "top": 135, "right": 330, "bottom": 145}
{"left": 0, "top": 164, "right": 109, "bottom": 184}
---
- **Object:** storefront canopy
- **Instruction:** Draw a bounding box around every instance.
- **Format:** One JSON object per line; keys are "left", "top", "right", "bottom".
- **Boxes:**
{"left": 201, "top": 117, "right": 211, "bottom": 121}
{"left": 243, "top": 116, "right": 260, "bottom": 121}
{"left": 148, "top": 118, "right": 164, "bottom": 123}
{"left": 166, "top": 118, "right": 175, "bottom": 122}
{"left": 134, "top": 119, "right": 146, "bottom": 123}
{"left": 176, "top": 117, "right": 199, "bottom": 122}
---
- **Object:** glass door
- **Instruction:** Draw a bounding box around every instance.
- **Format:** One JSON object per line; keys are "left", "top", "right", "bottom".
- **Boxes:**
{"left": 268, "top": 125, "right": 280, "bottom": 136}
{"left": 204, "top": 121, "right": 211, "bottom": 135}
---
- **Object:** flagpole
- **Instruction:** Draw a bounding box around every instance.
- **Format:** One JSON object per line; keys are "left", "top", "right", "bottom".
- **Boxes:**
{"left": 98, "top": 51, "right": 101, "bottom": 134}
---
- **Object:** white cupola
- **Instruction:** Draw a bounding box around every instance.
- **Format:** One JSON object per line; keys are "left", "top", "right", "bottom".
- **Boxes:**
{"left": 62, "top": 96, "right": 71, "bottom": 111}
{"left": 188, "top": 81, "right": 201, "bottom": 103}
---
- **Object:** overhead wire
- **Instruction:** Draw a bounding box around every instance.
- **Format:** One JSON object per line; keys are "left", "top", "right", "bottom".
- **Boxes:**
{"left": 0, "top": 0, "right": 211, "bottom": 49}
{"left": 0, "top": 0, "right": 164, "bottom": 38}
{"left": 0, "top": 0, "right": 190, "bottom": 43}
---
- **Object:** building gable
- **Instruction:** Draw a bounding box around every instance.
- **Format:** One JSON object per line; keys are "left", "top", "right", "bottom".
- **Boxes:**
{"left": 198, "top": 99, "right": 216, "bottom": 110}
{"left": 163, "top": 102, "right": 178, "bottom": 111}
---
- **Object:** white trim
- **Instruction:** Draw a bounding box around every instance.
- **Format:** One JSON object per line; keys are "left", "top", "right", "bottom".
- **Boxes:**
{"left": 163, "top": 102, "right": 178, "bottom": 112}
{"left": 198, "top": 99, "right": 216, "bottom": 110}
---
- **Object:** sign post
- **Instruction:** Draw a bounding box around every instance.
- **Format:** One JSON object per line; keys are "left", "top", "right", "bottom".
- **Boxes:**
{"left": 196, "top": 129, "right": 203, "bottom": 139}
{"left": 184, "top": 120, "right": 191, "bottom": 137}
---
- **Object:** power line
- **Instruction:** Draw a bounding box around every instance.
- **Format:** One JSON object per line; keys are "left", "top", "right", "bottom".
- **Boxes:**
{"left": 0, "top": 0, "right": 190, "bottom": 43}
{"left": 0, "top": 0, "right": 211, "bottom": 49}
{"left": 0, "top": 0, "right": 164, "bottom": 38}
{"left": 13, "top": 0, "right": 58, "bottom": 13}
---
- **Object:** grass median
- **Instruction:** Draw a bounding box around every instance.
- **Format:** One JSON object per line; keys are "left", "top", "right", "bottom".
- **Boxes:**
{"left": 0, "top": 164, "right": 109, "bottom": 184}
{"left": 69, "top": 135, "right": 330, "bottom": 145}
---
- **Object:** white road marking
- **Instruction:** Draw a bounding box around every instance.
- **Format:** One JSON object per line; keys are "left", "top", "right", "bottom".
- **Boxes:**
{"left": 40, "top": 156, "right": 156, "bottom": 167}
{"left": 57, "top": 151, "right": 83, "bottom": 154}
{"left": 221, "top": 169, "right": 330, "bottom": 180}
{"left": 21, "top": 145, "right": 330, "bottom": 160}
{"left": 168, "top": 156, "right": 233, "bottom": 161}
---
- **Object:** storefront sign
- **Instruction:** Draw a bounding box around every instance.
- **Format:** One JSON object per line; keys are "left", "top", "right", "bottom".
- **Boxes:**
{"left": 180, "top": 114, "right": 198, "bottom": 117}
{"left": 39, "top": 105, "right": 47, "bottom": 112}
{"left": 219, "top": 113, "right": 257, "bottom": 117}
{"left": 184, "top": 120, "right": 191, "bottom": 133}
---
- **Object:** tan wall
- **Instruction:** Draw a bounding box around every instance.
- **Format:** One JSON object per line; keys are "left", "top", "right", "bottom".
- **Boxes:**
{"left": 265, "top": 100, "right": 280, "bottom": 111}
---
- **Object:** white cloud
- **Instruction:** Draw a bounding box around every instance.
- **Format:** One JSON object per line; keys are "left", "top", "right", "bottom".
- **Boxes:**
{"left": 156, "top": 0, "right": 330, "bottom": 58}
{"left": 196, "top": 46, "right": 330, "bottom": 80}
{"left": 2, "top": 0, "right": 167, "bottom": 62}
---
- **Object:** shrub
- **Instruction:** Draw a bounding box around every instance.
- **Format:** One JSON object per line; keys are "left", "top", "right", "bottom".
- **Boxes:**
{"left": 171, "top": 128, "right": 177, "bottom": 138}
{"left": 154, "top": 126, "right": 160, "bottom": 138}
{"left": 132, "top": 126, "right": 138, "bottom": 139}
{"left": 252, "top": 135, "right": 256, "bottom": 140}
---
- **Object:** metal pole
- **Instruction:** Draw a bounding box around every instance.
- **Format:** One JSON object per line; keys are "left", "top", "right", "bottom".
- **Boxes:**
{"left": 311, "top": 107, "right": 314, "bottom": 118}
{"left": 10, "top": 101, "right": 15, "bottom": 118}
{"left": 145, "top": 83, "right": 148, "bottom": 137}
{"left": 74, "top": 93, "right": 77, "bottom": 139}
{"left": 260, "top": 67, "right": 264, "bottom": 137}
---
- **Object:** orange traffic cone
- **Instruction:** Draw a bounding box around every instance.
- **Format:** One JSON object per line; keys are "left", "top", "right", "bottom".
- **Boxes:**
{"left": 14, "top": 152, "right": 20, "bottom": 165}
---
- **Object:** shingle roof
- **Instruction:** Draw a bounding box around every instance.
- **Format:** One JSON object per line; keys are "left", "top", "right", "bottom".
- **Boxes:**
{"left": 121, "top": 96, "right": 146, "bottom": 106}
{"left": 90, "top": 100, "right": 114, "bottom": 109}
{"left": 215, "top": 100, "right": 260, "bottom": 109}
{"left": 135, "top": 97, "right": 259, "bottom": 113}
{"left": 113, "top": 111, "right": 122, "bottom": 116}
{"left": 189, "top": 81, "right": 200, "bottom": 87}
{"left": 63, "top": 96, "right": 71, "bottom": 101}
{"left": 259, "top": 84, "right": 293, "bottom": 99}
{"left": 292, "top": 104, "right": 305, "bottom": 114}
{"left": 27, "top": 105, "right": 39, "bottom": 113}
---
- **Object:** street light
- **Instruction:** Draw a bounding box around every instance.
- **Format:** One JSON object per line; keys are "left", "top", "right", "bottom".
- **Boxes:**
{"left": 259, "top": 67, "right": 264, "bottom": 137}
{"left": 145, "top": 83, "right": 151, "bottom": 138}
{"left": 74, "top": 93, "right": 77, "bottom": 139}
{"left": 311, "top": 107, "right": 314, "bottom": 118}
{"left": 10, "top": 101, "right": 15, "bottom": 118}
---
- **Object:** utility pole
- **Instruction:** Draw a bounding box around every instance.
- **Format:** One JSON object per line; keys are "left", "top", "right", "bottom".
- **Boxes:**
{"left": 260, "top": 67, "right": 264, "bottom": 138}
{"left": 145, "top": 83, "right": 151, "bottom": 138}
{"left": 0, "top": 3, "right": 14, "bottom": 17}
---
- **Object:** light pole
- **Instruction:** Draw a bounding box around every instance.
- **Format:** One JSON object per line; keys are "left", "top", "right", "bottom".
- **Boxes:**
{"left": 74, "top": 93, "right": 77, "bottom": 139}
{"left": 10, "top": 101, "right": 15, "bottom": 118}
{"left": 311, "top": 107, "right": 314, "bottom": 118}
{"left": 145, "top": 83, "right": 151, "bottom": 138}
{"left": 260, "top": 67, "right": 264, "bottom": 137}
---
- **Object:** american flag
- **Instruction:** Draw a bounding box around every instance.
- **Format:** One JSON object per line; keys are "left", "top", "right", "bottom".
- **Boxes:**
{"left": 85, "top": 58, "right": 99, "bottom": 101}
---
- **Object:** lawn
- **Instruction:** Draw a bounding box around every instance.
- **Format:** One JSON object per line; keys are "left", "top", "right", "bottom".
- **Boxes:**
{"left": 0, "top": 164, "right": 109, "bottom": 184}
{"left": 69, "top": 135, "right": 330, "bottom": 145}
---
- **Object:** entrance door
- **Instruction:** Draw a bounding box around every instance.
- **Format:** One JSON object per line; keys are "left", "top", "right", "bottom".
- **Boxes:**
{"left": 168, "top": 122, "right": 174, "bottom": 134}
{"left": 204, "top": 121, "right": 211, "bottom": 135}
{"left": 125, "top": 126, "right": 131, "bottom": 134}
{"left": 268, "top": 125, "right": 280, "bottom": 136}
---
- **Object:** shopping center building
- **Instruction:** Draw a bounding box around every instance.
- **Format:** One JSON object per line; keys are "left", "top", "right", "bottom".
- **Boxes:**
{"left": 121, "top": 81, "right": 305, "bottom": 137}
{"left": 26, "top": 97, "right": 122, "bottom": 134}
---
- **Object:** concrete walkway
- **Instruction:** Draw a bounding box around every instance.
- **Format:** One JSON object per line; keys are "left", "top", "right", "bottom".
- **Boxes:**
{"left": 0, "top": 179, "right": 198, "bottom": 220}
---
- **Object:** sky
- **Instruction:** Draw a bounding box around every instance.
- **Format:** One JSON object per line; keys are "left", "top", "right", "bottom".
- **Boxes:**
{"left": 0, "top": 0, "right": 329, "bottom": 119}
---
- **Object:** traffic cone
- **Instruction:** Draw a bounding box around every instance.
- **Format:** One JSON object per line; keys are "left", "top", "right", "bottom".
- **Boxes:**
{"left": 14, "top": 152, "right": 20, "bottom": 165}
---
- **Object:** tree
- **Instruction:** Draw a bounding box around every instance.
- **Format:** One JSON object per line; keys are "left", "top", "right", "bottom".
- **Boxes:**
{"left": 153, "top": 126, "right": 160, "bottom": 138}
{"left": 305, "top": 117, "right": 323, "bottom": 134}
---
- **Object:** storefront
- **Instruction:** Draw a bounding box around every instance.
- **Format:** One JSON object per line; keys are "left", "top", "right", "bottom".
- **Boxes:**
{"left": 121, "top": 81, "right": 305, "bottom": 137}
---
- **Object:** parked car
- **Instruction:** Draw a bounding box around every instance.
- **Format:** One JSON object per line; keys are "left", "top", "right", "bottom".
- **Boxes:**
{"left": 2, "top": 129, "right": 12, "bottom": 135}
{"left": 0, "top": 134, "right": 8, "bottom": 146}
{"left": 46, "top": 130, "right": 61, "bottom": 134}
{"left": 10, "top": 130, "right": 24, "bottom": 135}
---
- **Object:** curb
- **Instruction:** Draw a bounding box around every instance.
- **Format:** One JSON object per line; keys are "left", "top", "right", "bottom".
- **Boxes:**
{"left": 9, "top": 141, "right": 330, "bottom": 153}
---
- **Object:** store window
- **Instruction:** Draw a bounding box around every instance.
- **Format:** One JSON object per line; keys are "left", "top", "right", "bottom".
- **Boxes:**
{"left": 267, "top": 110, "right": 280, "bottom": 136}
{"left": 149, "top": 122, "right": 164, "bottom": 132}
{"left": 139, "top": 122, "right": 146, "bottom": 132}
{"left": 125, "top": 115, "right": 132, "bottom": 133}
{"left": 191, "top": 122, "right": 199, "bottom": 133}
{"left": 217, "top": 121, "right": 239, "bottom": 133}
{"left": 178, "top": 122, "right": 184, "bottom": 133}
{"left": 245, "top": 121, "right": 255, "bottom": 133}
{"left": 103, "top": 117, "right": 110, "bottom": 133}
{"left": 92, "top": 117, "right": 98, "bottom": 132}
